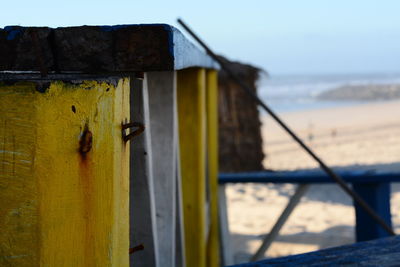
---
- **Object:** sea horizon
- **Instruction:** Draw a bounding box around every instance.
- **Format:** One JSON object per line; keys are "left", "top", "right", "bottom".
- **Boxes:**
{"left": 258, "top": 72, "right": 400, "bottom": 114}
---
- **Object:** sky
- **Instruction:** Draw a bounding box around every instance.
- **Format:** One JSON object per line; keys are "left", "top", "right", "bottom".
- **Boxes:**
{"left": 2, "top": 0, "right": 400, "bottom": 75}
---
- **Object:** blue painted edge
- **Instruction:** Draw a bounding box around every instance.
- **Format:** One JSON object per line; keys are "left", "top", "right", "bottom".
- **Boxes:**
{"left": 3, "top": 26, "right": 24, "bottom": 41}
{"left": 230, "top": 235, "right": 400, "bottom": 267}
{"left": 170, "top": 26, "right": 219, "bottom": 70}
{"left": 98, "top": 23, "right": 171, "bottom": 32}
{"left": 219, "top": 170, "right": 400, "bottom": 184}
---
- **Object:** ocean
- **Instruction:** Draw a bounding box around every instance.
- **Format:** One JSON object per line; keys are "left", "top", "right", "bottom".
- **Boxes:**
{"left": 258, "top": 73, "right": 400, "bottom": 113}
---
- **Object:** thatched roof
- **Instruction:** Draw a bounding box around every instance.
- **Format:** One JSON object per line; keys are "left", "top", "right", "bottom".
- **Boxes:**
{"left": 217, "top": 55, "right": 267, "bottom": 172}
{"left": 217, "top": 55, "right": 267, "bottom": 81}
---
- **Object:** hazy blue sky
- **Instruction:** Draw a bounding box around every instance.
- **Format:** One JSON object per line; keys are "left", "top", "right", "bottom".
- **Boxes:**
{"left": 2, "top": 0, "right": 400, "bottom": 75}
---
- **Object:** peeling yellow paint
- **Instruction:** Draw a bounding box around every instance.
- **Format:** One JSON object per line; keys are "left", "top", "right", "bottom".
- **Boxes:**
{"left": 0, "top": 79, "right": 130, "bottom": 266}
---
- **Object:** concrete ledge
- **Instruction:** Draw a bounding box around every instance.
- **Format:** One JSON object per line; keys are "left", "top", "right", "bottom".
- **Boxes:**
{"left": 0, "top": 24, "right": 218, "bottom": 73}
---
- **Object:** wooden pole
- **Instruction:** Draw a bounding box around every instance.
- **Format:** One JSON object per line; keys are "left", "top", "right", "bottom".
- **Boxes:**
{"left": 177, "top": 68, "right": 207, "bottom": 267}
{"left": 0, "top": 78, "right": 130, "bottom": 266}
{"left": 129, "top": 77, "right": 160, "bottom": 267}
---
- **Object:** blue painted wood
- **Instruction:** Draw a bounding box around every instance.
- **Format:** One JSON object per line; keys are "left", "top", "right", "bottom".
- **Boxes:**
{"left": 353, "top": 182, "right": 392, "bottom": 242}
{"left": 219, "top": 170, "right": 400, "bottom": 184}
{"left": 229, "top": 235, "right": 400, "bottom": 267}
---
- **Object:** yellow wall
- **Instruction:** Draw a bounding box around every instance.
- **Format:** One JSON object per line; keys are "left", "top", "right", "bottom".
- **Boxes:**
{"left": 0, "top": 79, "right": 130, "bottom": 266}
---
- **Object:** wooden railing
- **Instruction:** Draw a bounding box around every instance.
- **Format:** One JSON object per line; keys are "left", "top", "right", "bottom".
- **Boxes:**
{"left": 218, "top": 169, "right": 399, "bottom": 263}
{"left": 0, "top": 24, "right": 220, "bottom": 267}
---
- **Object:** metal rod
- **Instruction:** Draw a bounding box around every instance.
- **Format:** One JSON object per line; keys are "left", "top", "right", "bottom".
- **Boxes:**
{"left": 251, "top": 184, "right": 310, "bottom": 261}
{"left": 177, "top": 18, "right": 395, "bottom": 236}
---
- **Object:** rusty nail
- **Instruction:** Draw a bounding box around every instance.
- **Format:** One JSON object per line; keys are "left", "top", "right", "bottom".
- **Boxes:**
{"left": 129, "top": 244, "right": 144, "bottom": 254}
{"left": 122, "top": 122, "right": 145, "bottom": 142}
{"left": 79, "top": 125, "right": 93, "bottom": 156}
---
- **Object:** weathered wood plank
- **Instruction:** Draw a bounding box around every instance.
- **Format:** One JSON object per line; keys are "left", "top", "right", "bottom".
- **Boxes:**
{"left": 0, "top": 78, "right": 130, "bottom": 266}
{"left": 177, "top": 68, "right": 207, "bottom": 267}
{"left": 175, "top": 103, "right": 186, "bottom": 267}
{"left": 205, "top": 69, "right": 221, "bottom": 267}
{"left": 0, "top": 25, "right": 217, "bottom": 73}
{"left": 146, "top": 71, "right": 178, "bottom": 267}
{"left": 129, "top": 77, "right": 160, "bottom": 267}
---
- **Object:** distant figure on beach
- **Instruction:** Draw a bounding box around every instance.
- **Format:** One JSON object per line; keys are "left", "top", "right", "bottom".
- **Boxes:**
{"left": 307, "top": 122, "right": 314, "bottom": 143}
{"left": 331, "top": 128, "right": 337, "bottom": 138}
{"left": 308, "top": 132, "right": 314, "bottom": 142}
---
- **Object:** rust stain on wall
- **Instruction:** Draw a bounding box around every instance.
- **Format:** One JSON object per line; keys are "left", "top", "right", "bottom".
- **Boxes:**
{"left": 78, "top": 123, "right": 95, "bottom": 267}
{"left": 79, "top": 124, "right": 93, "bottom": 160}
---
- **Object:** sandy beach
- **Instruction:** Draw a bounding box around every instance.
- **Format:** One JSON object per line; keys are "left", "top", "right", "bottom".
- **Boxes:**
{"left": 227, "top": 100, "right": 400, "bottom": 264}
